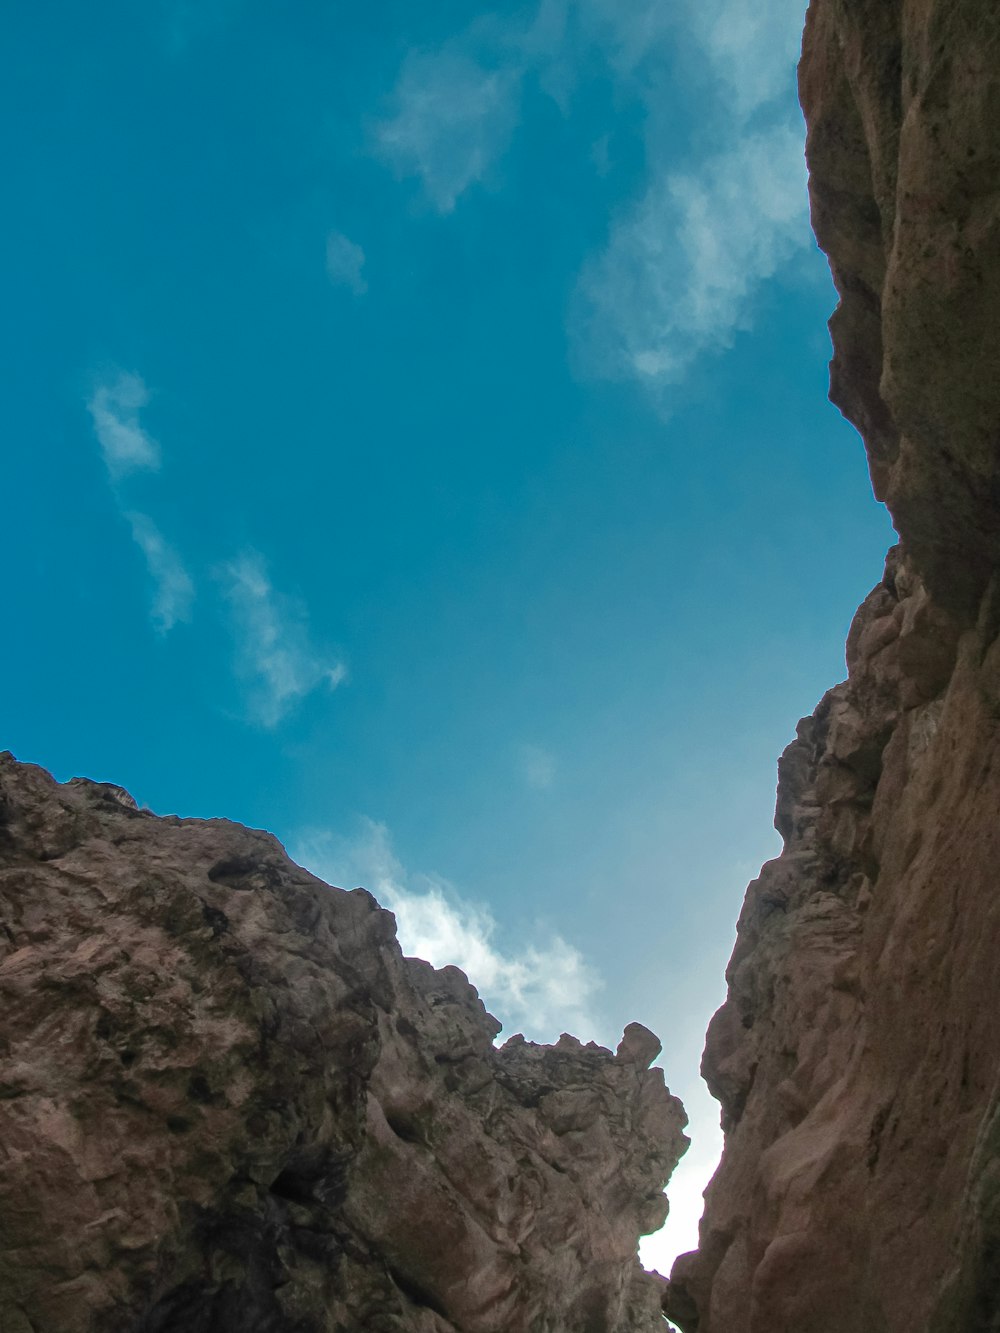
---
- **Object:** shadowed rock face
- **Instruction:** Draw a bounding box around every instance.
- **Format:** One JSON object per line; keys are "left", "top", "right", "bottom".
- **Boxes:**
{"left": 665, "top": 1, "right": 1000, "bottom": 1330}
{"left": 0, "top": 754, "right": 687, "bottom": 1333}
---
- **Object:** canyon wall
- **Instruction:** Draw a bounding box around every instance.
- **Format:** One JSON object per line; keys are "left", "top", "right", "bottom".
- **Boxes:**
{"left": 666, "top": 0, "right": 1000, "bottom": 1329}
{"left": 6, "top": 4, "right": 999, "bottom": 1331}
{"left": 0, "top": 754, "right": 687, "bottom": 1332}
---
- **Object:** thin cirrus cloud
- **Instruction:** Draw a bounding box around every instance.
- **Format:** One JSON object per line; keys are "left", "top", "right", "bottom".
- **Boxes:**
{"left": 123, "top": 511, "right": 195, "bottom": 634}
{"left": 574, "top": 121, "right": 809, "bottom": 386}
{"left": 373, "top": 0, "right": 811, "bottom": 389}
{"left": 688, "top": 0, "right": 806, "bottom": 115}
{"left": 373, "top": 43, "right": 523, "bottom": 214}
{"left": 87, "top": 372, "right": 161, "bottom": 479}
{"left": 219, "top": 550, "right": 347, "bottom": 728}
{"left": 296, "top": 819, "right": 600, "bottom": 1043}
{"left": 326, "top": 230, "right": 367, "bottom": 295}
{"left": 84, "top": 373, "right": 347, "bottom": 710}
{"left": 525, "top": 0, "right": 672, "bottom": 82}
{"left": 371, "top": 4, "right": 664, "bottom": 213}
{"left": 86, "top": 371, "right": 195, "bottom": 634}
{"left": 570, "top": 0, "right": 812, "bottom": 390}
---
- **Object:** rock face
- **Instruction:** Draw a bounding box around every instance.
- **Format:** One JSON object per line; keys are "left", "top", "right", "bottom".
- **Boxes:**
{"left": 666, "top": 1, "right": 1000, "bottom": 1330}
{"left": 0, "top": 754, "right": 687, "bottom": 1333}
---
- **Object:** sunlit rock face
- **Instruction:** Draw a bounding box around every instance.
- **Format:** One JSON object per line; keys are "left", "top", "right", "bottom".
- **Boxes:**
{"left": 0, "top": 754, "right": 687, "bottom": 1333}
{"left": 665, "top": 1, "right": 1000, "bottom": 1330}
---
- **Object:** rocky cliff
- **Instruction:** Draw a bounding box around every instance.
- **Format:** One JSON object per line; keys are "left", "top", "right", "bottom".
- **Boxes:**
{"left": 0, "top": 753, "right": 687, "bottom": 1332}
{"left": 666, "top": 0, "right": 1000, "bottom": 1329}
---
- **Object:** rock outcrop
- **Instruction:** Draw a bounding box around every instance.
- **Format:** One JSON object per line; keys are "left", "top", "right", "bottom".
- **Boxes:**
{"left": 666, "top": 1, "right": 1000, "bottom": 1329}
{"left": 0, "top": 754, "right": 687, "bottom": 1333}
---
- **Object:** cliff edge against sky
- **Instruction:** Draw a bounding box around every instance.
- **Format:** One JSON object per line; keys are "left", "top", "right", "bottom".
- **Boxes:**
{"left": 3, "top": 1, "right": 999, "bottom": 1330}
{"left": 666, "top": 0, "right": 1000, "bottom": 1329}
{"left": 0, "top": 755, "right": 686, "bottom": 1332}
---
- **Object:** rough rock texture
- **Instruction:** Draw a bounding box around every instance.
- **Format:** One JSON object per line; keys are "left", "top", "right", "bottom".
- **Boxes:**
{"left": 0, "top": 754, "right": 687, "bottom": 1333}
{"left": 666, "top": 1, "right": 1000, "bottom": 1330}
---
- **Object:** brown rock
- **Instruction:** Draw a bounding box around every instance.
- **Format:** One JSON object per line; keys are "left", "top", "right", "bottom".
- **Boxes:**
{"left": 801, "top": 0, "right": 1000, "bottom": 618}
{"left": 0, "top": 753, "right": 687, "bottom": 1333}
{"left": 617, "top": 1023, "right": 663, "bottom": 1069}
{"left": 667, "top": 2, "right": 1000, "bottom": 1329}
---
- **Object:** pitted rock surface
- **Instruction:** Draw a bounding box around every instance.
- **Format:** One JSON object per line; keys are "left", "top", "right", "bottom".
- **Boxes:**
{"left": 0, "top": 753, "right": 687, "bottom": 1333}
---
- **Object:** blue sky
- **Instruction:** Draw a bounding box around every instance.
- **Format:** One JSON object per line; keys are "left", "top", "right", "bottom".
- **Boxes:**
{"left": 2, "top": 0, "right": 894, "bottom": 1271}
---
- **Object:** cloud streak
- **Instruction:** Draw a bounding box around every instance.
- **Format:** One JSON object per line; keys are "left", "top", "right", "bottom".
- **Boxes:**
{"left": 571, "top": 0, "right": 811, "bottom": 391}
{"left": 373, "top": 0, "right": 811, "bottom": 388}
{"left": 575, "top": 122, "right": 809, "bottom": 385}
{"left": 123, "top": 511, "right": 195, "bottom": 634}
{"left": 373, "top": 43, "right": 523, "bottom": 214}
{"left": 687, "top": 0, "right": 805, "bottom": 115}
{"left": 297, "top": 819, "right": 600, "bottom": 1042}
{"left": 86, "top": 370, "right": 195, "bottom": 633}
{"left": 220, "top": 551, "right": 347, "bottom": 727}
{"left": 87, "top": 372, "right": 161, "bottom": 478}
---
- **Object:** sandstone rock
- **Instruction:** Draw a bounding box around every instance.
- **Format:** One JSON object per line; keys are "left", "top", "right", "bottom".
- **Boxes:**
{"left": 0, "top": 753, "right": 687, "bottom": 1332}
{"left": 666, "top": 2, "right": 1000, "bottom": 1329}
{"left": 617, "top": 1023, "right": 663, "bottom": 1069}
{"left": 801, "top": 0, "right": 1000, "bottom": 618}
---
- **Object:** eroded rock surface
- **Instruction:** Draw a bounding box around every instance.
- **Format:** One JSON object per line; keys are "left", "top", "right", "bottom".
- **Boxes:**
{"left": 0, "top": 754, "right": 687, "bottom": 1333}
{"left": 666, "top": 2, "right": 1000, "bottom": 1330}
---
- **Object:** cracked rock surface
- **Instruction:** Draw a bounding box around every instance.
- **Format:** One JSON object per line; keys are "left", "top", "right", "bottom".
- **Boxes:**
{"left": 0, "top": 753, "right": 687, "bottom": 1333}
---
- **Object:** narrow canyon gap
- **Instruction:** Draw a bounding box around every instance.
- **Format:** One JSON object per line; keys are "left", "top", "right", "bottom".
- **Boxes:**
{"left": 2, "top": 0, "right": 999, "bottom": 1329}
{"left": 666, "top": 0, "right": 1000, "bottom": 1329}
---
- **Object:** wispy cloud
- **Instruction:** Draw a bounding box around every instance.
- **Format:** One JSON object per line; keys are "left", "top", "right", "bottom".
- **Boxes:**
{"left": 527, "top": 0, "right": 673, "bottom": 80}
{"left": 373, "top": 0, "right": 810, "bottom": 389}
{"left": 326, "top": 230, "right": 367, "bottom": 294}
{"left": 519, "top": 743, "right": 556, "bottom": 791}
{"left": 687, "top": 0, "right": 805, "bottom": 116}
{"left": 297, "top": 819, "right": 600, "bottom": 1042}
{"left": 123, "top": 511, "right": 195, "bottom": 634}
{"left": 574, "top": 122, "right": 809, "bottom": 386}
{"left": 219, "top": 550, "right": 347, "bottom": 727}
{"left": 373, "top": 43, "right": 523, "bottom": 214}
{"left": 87, "top": 372, "right": 161, "bottom": 479}
{"left": 85, "top": 370, "right": 195, "bottom": 634}
{"left": 571, "top": 0, "right": 811, "bottom": 392}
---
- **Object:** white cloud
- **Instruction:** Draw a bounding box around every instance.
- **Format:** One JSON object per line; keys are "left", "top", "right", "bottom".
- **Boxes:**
{"left": 87, "top": 372, "right": 160, "bottom": 478}
{"left": 123, "top": 511, "right": 195, "bottom": 634}
{"left": 567, "top": 0, "right": 811, "bottom": 391}
{"left": 296, "top": 819, "right": 600, "bottom": 1042}
{"left": 85, "top": 370, "right": 194, "bottom": 635}
{"left": 547, "top": 0, "right": 673, "bottom": 75}
{"left": 519, "top": 743, "right": 556, "bottom": 791}
{"left": 530, "top": 0, "right": 804, "bottom": 111}
{"left": 373, "top": 0, "right": 811, "bottom": 388}
{"left": 689, "top": 0, "right": 806, "bottom": 116}
{"left": 219, "top": 550, "right": 347, "bottom": 727}
{"left": 373, "top": 44, "right": 523, "bottom": 213}
{"left": 574, "top": 121, "right": 809, "bottom": 387}
{"left": 326, "top": 230, "right": 367, "bottom": 294}
{"left": 371, "top": 5, "right": 661, "bottom": 211}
